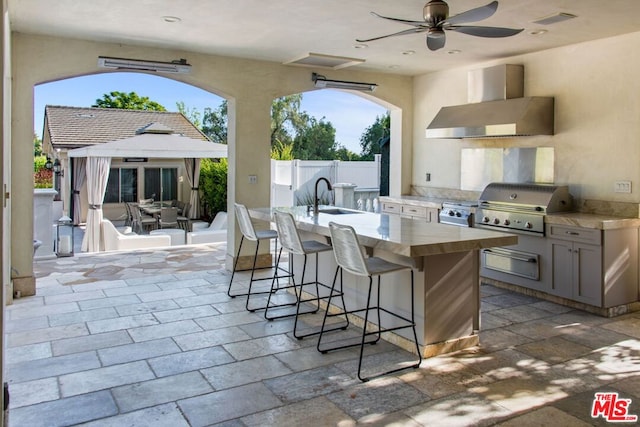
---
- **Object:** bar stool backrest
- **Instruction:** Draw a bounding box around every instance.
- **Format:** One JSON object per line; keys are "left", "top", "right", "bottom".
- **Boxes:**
{"left": 273, "top": 211, "right": 305, "bottom": 255}
{"left": 234, "top": 203, "right": 258, "bottom": 241}
{"left": 328, "top": 222, "right": 369, "bottom": 277}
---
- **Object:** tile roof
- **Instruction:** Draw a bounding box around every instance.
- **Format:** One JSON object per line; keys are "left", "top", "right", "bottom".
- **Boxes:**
{"left": 43, "top": 105, "right": 210, "bottom": 149}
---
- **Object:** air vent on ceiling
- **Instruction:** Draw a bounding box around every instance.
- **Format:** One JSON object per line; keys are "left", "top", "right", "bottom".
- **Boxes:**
{"left": 284, "top": 53, "right": 365, "bottom": 70}
{"left": 533, "top": 12, "right": 577, "bottom": 25}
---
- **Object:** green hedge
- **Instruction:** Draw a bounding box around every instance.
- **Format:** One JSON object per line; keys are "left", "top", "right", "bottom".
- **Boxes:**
{"left": 199, "top": 158, "right": 227, "bottom": 219}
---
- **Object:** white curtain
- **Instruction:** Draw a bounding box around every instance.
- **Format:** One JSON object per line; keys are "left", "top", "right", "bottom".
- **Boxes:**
{"left": 72, "top": 157, "right": 87, "bottom": 225}
{"left": 185, "top": 158, "right": 201, "bottom": 219}
{"left": 81, "top": 156, "right": 111, "bottom": 252}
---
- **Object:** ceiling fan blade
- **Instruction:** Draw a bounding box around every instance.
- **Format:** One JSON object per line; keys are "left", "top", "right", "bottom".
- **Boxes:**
{"left": 450, "top": 25, "right": 523, "bottom": 38}
{"left": 444, "top": 1, "right": 498, "bottom": 25}
{"left": 426, "top": 31, "right": 446, "bottom": 51}
{"left": 369, "top": 11, "right": 429, "bottom": 27}
{"left": 356, "top": 27, "right": 428, "bottom": 43}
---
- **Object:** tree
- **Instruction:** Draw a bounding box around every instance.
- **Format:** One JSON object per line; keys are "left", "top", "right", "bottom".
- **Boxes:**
{"left": 34, "top": 133, "right": 43, "bottom": 157}
{"left": 271, "top": 140, "right": 294, "bottom": 160}
{"left": 93, "top": 91, "right": 166, "bottom": 111}
{"left": 271, "top": 94, "right": 305, "bottom": 148}
{"left": 334, "top": 146, "right": 361, "bottom": 161}
{"left": 176, "top": 101, "right": 201, "bottom": 128}
{"left": 292, "top": 115, "right": 337, "bottom": 160}
{"left": 202, "top": 101, "right": 228, "bottom": 144}
{"left": 359, "top": 112, "right": 390, "bottom": 160}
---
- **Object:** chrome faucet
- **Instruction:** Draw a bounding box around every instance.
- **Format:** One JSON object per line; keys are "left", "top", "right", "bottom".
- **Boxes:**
{"left": 313, "top": 177, "right": 333, "bottom": 215}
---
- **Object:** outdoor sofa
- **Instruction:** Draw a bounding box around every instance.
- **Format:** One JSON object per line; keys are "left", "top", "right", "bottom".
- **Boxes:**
{"left": 101, "top": 219, "right": 171, "bottom": 251}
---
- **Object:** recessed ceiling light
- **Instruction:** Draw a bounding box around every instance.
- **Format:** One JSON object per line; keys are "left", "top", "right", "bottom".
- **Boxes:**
{"left": 447, "top": 49, "right": 462, "bottom": 54}
{"left": 388, "top": 65, "right": 400, "bottom": 69}
{"left": 402, "top": 50, "right": 415, "bottom": 56}
{"left": 162, "top": 16, "right": 181, "bottom": 23}
{"left": 353, "top": 44, "right": 368, "bottom": 49}
{"left": 529, "top": 29, "right": 548, "bottom": 35}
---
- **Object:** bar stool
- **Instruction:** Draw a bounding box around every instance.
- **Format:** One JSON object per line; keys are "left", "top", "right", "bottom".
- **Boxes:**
{"left": 267, "top": 211, "right": 347, "bottom": 338}
{"left": 318, "top": 221, "right": 422, "bottom": 382}
{"left": 228, "top": 203, "right": 291, "bottom": 312}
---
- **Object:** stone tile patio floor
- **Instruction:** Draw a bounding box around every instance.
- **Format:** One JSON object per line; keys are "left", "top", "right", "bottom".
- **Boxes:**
{"left": 5, "top": 243, "right": 640, "bottom": 426}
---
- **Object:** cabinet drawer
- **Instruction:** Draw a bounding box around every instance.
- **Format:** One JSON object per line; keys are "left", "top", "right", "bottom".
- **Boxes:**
{"left": 401, "top": 205, "right": 427, "bottom": 218}
{"left": 546, "top": 224, "right": 601, "bottom": 245}
{"left": 382, "top": 202, "right": 401, "bottom": 214}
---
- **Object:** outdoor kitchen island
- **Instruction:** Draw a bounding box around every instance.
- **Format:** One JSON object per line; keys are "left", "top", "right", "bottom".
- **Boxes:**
{"left": 250, "top": 206, "right": 518, "bottom": 357}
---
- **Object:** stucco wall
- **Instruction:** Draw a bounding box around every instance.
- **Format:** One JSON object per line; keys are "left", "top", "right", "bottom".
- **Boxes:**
{"left": 413, "top": 31, "right": 640, "bottom": 205}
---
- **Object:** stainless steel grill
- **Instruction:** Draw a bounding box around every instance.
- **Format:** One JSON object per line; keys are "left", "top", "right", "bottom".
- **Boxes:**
{"left": 475, "top": 182, "right": 573, "bottom": 235}
{"left": 477, "top": 182, "right": 574, "bottom": 286}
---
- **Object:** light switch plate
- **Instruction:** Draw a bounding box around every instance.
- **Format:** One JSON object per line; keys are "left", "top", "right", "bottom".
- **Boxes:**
{"left": 614, "top": 181, "right": 632, "bottom": 193}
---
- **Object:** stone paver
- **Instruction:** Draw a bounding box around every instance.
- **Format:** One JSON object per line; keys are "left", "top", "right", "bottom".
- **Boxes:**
{"left": 4, "top": 244, "right": 638, "bottom": 426}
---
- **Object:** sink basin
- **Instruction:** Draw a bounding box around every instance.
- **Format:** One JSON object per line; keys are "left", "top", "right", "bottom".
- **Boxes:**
{"left": 318, "top": 208, "right": 363, "bottom": 215}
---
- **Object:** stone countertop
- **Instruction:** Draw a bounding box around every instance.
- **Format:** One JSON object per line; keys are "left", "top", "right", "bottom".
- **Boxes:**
{"left": 251, "top": 206, "right": 517, "bottom": 258}
{"left": 545, "top": 212, "right": 640, "bottom": 230}
{"left": 378, "top": 195, "right": 446, "bottom": 209}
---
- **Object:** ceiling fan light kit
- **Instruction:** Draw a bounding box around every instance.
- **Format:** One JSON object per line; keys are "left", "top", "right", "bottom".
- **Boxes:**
{"left": 311, "top": 73, "right": 377, "bottom": 92}
{"left": 356, "top": 0, "right": 523, "bottom": 51}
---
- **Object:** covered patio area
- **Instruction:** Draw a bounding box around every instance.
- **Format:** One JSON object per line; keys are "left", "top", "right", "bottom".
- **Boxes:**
{"left": 4, "top": 244, "right": 639, "bottom": 426}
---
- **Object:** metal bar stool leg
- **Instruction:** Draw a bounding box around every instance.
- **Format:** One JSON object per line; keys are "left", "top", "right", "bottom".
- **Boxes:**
{"left": 357, "top": 269, "right": 421, "bottom": 382}
{"left": 227, "top": 235, "right": 245, "bottom": 297}
{"left": 264, "top": 247, "right": 298, "bottom": 320}
{"left": 292, "top": 252, "right": 347, "bottom": 339}
{"left": 316, "top": 267, "right": 353, "bottom": 351}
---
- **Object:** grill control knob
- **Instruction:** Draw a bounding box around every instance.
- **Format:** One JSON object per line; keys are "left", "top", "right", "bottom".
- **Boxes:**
{"left": 493, "top": 218, "right": 500, "bottom": 225}
{"left": 455, "top": 211, "right": 462, "bottom": 217}
{"left": 524, "top": 222, "right": 532, "bottom": 229}
{"left": 503, "top": 219, "right": 510, "bottom": 226}
{"left": 448, "top": 210, "right": 455, "bottom": 216}
{"left": 482, "top": 216, "right": 490, "bottom": 223}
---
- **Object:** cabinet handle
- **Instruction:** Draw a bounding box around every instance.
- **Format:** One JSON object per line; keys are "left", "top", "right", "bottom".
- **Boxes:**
{"left": 565, "top": 231, "right": 580, "bottom": 236}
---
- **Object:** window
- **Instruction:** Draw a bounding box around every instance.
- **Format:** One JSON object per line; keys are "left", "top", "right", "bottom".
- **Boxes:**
{"left": 104, "top": 168, "right": 138, "bottom": 203}
{"left": 144, "top": 168, "right": 177, "bottom": 202}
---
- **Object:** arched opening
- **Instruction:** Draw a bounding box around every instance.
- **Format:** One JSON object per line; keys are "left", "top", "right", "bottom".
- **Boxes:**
{"left": 34, "top": 71, "right": 228, "bottom": 251}
{"left": 269, "top": 88, "right": 396, "bottom": 208}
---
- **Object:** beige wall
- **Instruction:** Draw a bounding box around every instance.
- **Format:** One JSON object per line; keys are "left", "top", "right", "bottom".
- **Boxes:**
{"left": 413, "top": 31, "right": 640, "bottom": 206}
{"left": 9, "top": 33, "right": 413, "bottom": 275}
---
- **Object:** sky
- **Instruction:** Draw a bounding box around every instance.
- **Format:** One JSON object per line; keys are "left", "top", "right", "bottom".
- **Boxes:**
{"left": 34, "top": 72, "right": 388, "bottom": 154}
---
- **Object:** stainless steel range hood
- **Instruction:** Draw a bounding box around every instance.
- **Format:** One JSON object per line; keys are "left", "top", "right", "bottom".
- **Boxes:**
{"left": 426, "top": 65, "right": 554, "bottom": 139}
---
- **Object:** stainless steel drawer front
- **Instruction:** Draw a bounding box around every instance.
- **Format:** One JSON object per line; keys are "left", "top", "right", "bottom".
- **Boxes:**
{"left": 482, "top": 247, "right": 540, "bottom": 280}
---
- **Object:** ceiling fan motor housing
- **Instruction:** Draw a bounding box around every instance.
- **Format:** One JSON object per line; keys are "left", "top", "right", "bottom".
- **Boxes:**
{"left": 424, "top": 0, "right": 449, "bottom": 24}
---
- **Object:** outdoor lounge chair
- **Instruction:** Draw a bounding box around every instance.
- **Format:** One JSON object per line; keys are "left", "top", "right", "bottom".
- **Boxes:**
{"left": 186, "top": 211, "right": 227, "bottom": 244}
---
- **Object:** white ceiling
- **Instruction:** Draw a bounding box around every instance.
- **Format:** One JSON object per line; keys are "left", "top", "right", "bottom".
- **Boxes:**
{"left": 9, "top": 0, "right": 640, "bottom": 76}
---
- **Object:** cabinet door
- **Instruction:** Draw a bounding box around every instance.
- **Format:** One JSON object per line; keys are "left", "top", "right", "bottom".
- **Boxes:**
{"left": 549, "top": 240, "right": 573, "bottom": 299}
{"left": 425, "top": 207, "right": 439, "bottom": 223}
{"left": 573, "top": 242, "right": 602, "bottom": 306}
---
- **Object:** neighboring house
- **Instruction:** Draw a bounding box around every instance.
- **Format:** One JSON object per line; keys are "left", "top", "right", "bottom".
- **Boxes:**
{"left": 42, "top": 105, "right": 211, "bottom": 223}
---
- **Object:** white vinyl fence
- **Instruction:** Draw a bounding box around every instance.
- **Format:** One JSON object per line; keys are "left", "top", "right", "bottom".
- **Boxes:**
{"left": 271, "top": 155, "right": 381, "bottom": 210}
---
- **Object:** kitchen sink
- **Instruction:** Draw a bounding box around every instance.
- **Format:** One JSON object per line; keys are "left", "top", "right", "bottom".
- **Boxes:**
{"left": 318, "top": 208, "right": 363, "bottom": 215}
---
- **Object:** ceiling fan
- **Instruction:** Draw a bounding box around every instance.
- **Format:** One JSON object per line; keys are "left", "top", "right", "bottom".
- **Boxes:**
{"left": 356, "top": 0, "right": 523, "bottom": 51}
